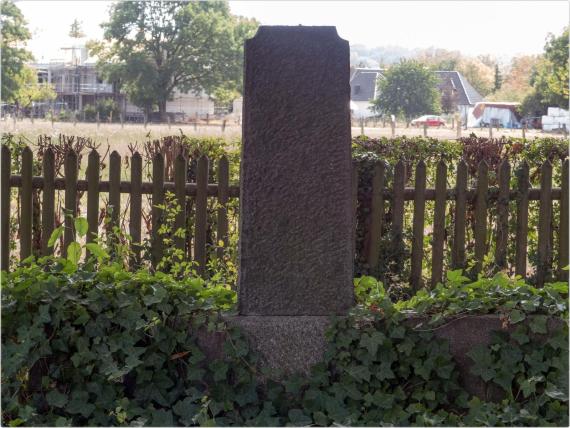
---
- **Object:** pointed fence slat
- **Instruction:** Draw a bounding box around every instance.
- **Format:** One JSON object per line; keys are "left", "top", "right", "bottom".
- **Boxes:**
{"left": 195, "top": 155, "right": 209, "bottom": 274}
{"left": 20, "top": 147, "right": 33, "bottom": 260}
{"left": 174, "top": 154, "right": 187, "bottom": 255}
{"left": 367, "top": 161, "right": 385, "bottom": 270}
{"left": 151, "top": 153, "right": 165, "bottom": 267}
{"left": 1, "top": 146, "right": 11, "bottom": 270}
{"left": 559, "top": 159, "right": 568, "bottom": 280}
{"left": 109, "top": 151, "right": 121, "bottom": 233}
{"left": 495, "top": 160, "right": 510, "bottom": 269}
{"left": 537, "top": 161, "right": 552, "bottom": 286}
{"left": 86, "top": 150, "right": 100, "bottom": 252}
{"left": 452, "top": 160, "right": 467, "bottom": 270}
{"left": 130, "top": 152, "right": 142, "bottom": 266}
{"left": 391, "top": 161, "right": 406, "bottom": 274}
{"left": 431, "top": 160, "right": 447, "bottom": 286}
{"left": 63, "top": 151, "right": 78, "bottom": 256}
{"left": 515, "top": 162, "right": 530, "bottom": 278}
{"left": 217, "top": 156, "right": 229, "bottom": 259}
{"left": 410, "top": 161, "right": 426, "bottom": 291}
{"left": 473, "top": 161, "right": 489, "bottom": 275}
{"left": 41, "top": 148, "right": 55, "bottom": 256}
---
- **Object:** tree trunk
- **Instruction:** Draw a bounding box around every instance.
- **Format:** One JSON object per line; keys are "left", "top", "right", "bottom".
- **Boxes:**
{"left": 158, "top": 101, "right": 167, "bottom": 123}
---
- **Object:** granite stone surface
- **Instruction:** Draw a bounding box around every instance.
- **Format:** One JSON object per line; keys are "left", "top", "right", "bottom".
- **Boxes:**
{"left": 238, "top": 26, "right": 354, "bottom": 315}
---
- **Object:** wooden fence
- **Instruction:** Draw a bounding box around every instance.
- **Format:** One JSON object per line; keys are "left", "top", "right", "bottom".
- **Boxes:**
{"left": 359, "top": 158, "right": 568, "bottom": 289}
{"left": 1, "top": 145, "right": 568, "bottom": 288}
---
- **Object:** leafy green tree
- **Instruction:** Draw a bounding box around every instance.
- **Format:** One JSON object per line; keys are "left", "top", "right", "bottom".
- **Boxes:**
{"left": 493, "top": 64, "right": 502, "bottom": 92}
{"left": 1, "top": 0, "right": 33, "bottom": 104}
{"left": 372, "top": 59, "right": 441, "bottom": 124}
{"left": 522, "top": 27, "right": 569, "bottom": 115}
{"left": 13, "top": 66, "right": 56, "bottom": 109}
{"left": 89, "top": 1, "right": 258, "bottom": 121}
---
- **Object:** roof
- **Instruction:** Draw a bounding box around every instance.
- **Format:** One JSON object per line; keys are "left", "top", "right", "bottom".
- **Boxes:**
{"left": 350, "top": 68, "right": 483, "bottom": 106}
{"left": 349, "top": 68, "right": 384, "bottom": 102}
{"left": 435, "top": 71, "right": 483, "bottom": 106}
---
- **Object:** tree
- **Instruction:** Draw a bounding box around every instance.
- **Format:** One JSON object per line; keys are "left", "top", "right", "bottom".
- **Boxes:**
{"left": 90, "top": 1, "right": 258, "bottom": 121}
{"left": 69, "top": 19, "right": 85, "bottom": 39}
{"left": 522, "top": 27, "right": 569, "bottom": 115}
{"left": 486, "top": 55, "right": 539, "bottom": 102}
{"left": 1, "top": 0, "right": 33, "bottom": 104}
{"left": 372, "top": 59, "right": 441, "bottom": 124}
{"left": 12, "top": 66, "right": 56, "bottom": 109}
{"left": 493, "top": 64, "right": 502, "bottom": 92}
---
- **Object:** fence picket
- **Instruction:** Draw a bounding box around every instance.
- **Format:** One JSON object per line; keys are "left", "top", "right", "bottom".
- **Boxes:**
{"left": 217, "top": 156, "right": 229, "bottom": 259}
{"left": 195, "top": 155, "right": 209, "bottom": 275}
{"left": 431, "top": 160, "right": 447, "bottom": 286}
{"left": 495, "top": 160, "right": 510, "bottom": 269}
{"left": 410, "top": 161, "right": 426, "bottom": 291}
{"left": 559, "top": 159, "right": 568, "bottom": 280}
{"left": 109, "top": 151, "right": 121, "bottom": 234}
{"left": 391, "top": 161, "right": 406, "bottom": 275}
{"left": 151, "top": 153, "right": 165, "bottom": 267}
{"left": 537, "top": 160, "right": 552, "bottom": 286}
{"left": 367, "top": 161, "right": 385, "bottom": 270}
{"left": 515, "top": 162, "right": 529, "bottom": 278}
{"left": 86, "top": 150, "right": 100, "bottom": 252}
{"left": 63, "top": 151, "right": 78, "bottom": 256}
{"left": 174, "top": 154, "right": 187, "bottom": 255}
{"left": 20, "top": 147, "right": 33, "bottom": 260}
{"left": 473, "top": 161, "right": 488, "bottom": 275}
{"left": 41, "top": 148, "right": 55, "bottom": 255}
{"left": 1, "top": 146, "right": 10, "bottom": 270}
{"left": 130, "top": 152, "right": 142, "bottom": 266}
{"left": 452, "top": 160, "right": 467, "bottom": 270}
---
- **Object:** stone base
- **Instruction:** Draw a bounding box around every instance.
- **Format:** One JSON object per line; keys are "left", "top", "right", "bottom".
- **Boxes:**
{"left": 197, "top": 314, "right": 563, "bottom": 400}
{"left": 225, "top": 315, "right": 332, "bottom": 375}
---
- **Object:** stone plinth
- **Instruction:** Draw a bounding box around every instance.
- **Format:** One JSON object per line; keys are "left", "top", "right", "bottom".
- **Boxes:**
{"left": 238, "top": 26, "right": 354, "bottom": 316}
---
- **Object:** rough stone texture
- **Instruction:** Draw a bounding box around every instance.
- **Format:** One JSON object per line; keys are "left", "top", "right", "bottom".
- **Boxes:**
{"left": 238, "top": 26, "right": 354, "bottom": 315}
{"left": 225, "top": 316, "right": 331, "bottom": 375}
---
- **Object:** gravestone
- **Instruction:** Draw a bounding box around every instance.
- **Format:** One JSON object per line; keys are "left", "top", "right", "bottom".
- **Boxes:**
{"left": 238, "top": 26, "right": 354, "bottom": 316}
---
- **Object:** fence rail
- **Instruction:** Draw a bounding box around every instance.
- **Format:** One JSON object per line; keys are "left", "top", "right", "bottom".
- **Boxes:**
{"left": 1, "top": 145, "right": 568, "bottom": 289}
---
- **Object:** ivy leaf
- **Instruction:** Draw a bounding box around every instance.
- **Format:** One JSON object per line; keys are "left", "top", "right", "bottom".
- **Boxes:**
{"left": 529, "top": 315, "right": 548, "bottom": 334}
{"left": 377, "top": 362, "right": 395, "bottom": 380}
{"left": 66, "top": 242, "right": 82, "bottom": 265}
{"left": 347, "top": 365, "right": 371, "bottom": 382}
{"left": 85, "top": 243, "right": 109, "bottom": 261}
{"left": 74, "top": 217, "right": 88, "bottom": 238}
{"left": 512, "top": 326, "right": 529, "bottom": 345}
{"left": 46, "top": 390, "right": 68, "bottom": 408}
{"left": 359, "top": 331, "right": 385, "bottom": 355}
{"left": 287, "top": 409, "right": 312, "bottom": 426}
{"left": 151, "top": 409, "right": 174, "bottom": 427}
{"left": 544, "top": 384, "right": 569, "bottom": 401}
{"left": 509, "top": 309, "right": 525, "bottom": 324}
{"left": 47, "top": 226, "right": 64, "bottom": 248}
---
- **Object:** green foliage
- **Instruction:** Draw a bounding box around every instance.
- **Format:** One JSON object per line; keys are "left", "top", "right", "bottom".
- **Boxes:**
{"left": 83, "top": 99, "right": 119, "bottom": 121}
{"left": 90, "top": 1, "right": 258, "bottom": 119}
{"left": 373, "top": 59, "right": 442, "bottom": 122}
{"left": 1, "top": 0, "right": 34, "bottom": 105}
{"left": 2, "top": 250, "right": 567, "bottom": 426}
{"left": 522, "top": 27, "right": 569, "bottom": 115}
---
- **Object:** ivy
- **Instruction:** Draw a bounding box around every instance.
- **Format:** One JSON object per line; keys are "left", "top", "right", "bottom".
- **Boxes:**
{"left": 2, "top": 258, "right": 568, "bottom": 426}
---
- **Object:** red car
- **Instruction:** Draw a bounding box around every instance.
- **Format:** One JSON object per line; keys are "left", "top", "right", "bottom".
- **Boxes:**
{"left": 410, "top": 115, "right": 446, "bottom": 128}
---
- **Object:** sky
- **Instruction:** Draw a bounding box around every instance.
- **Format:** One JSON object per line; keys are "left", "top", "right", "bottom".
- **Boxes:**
{"left": 16, "top": 0, "right": 569, "bottom": 63}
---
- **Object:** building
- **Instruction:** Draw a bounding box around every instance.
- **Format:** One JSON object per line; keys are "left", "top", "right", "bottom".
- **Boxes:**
{"left": 349, "top": 67, "right": 483, "bottom": 122}
{"left": 29, "top": 45, "right": 218, "bottom": 121}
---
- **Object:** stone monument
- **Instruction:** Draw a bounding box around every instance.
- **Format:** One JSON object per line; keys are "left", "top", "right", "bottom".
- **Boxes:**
{"left": 228, "top": 26, "right": 355, "bottom": 374}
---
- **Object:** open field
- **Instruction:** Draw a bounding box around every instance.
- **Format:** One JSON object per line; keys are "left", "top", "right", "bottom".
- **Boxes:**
{"left": 2, "top": 119, "right": 565, "bottom": 156}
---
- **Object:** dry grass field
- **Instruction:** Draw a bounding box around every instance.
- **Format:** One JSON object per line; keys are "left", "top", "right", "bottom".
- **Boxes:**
{"left": 1, "top": 118, "right": 564, "bottom": 156}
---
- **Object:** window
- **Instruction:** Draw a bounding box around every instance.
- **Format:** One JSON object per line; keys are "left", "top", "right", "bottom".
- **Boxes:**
{"left": 354, "top": 85, "right": 361, "bottom": 95}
